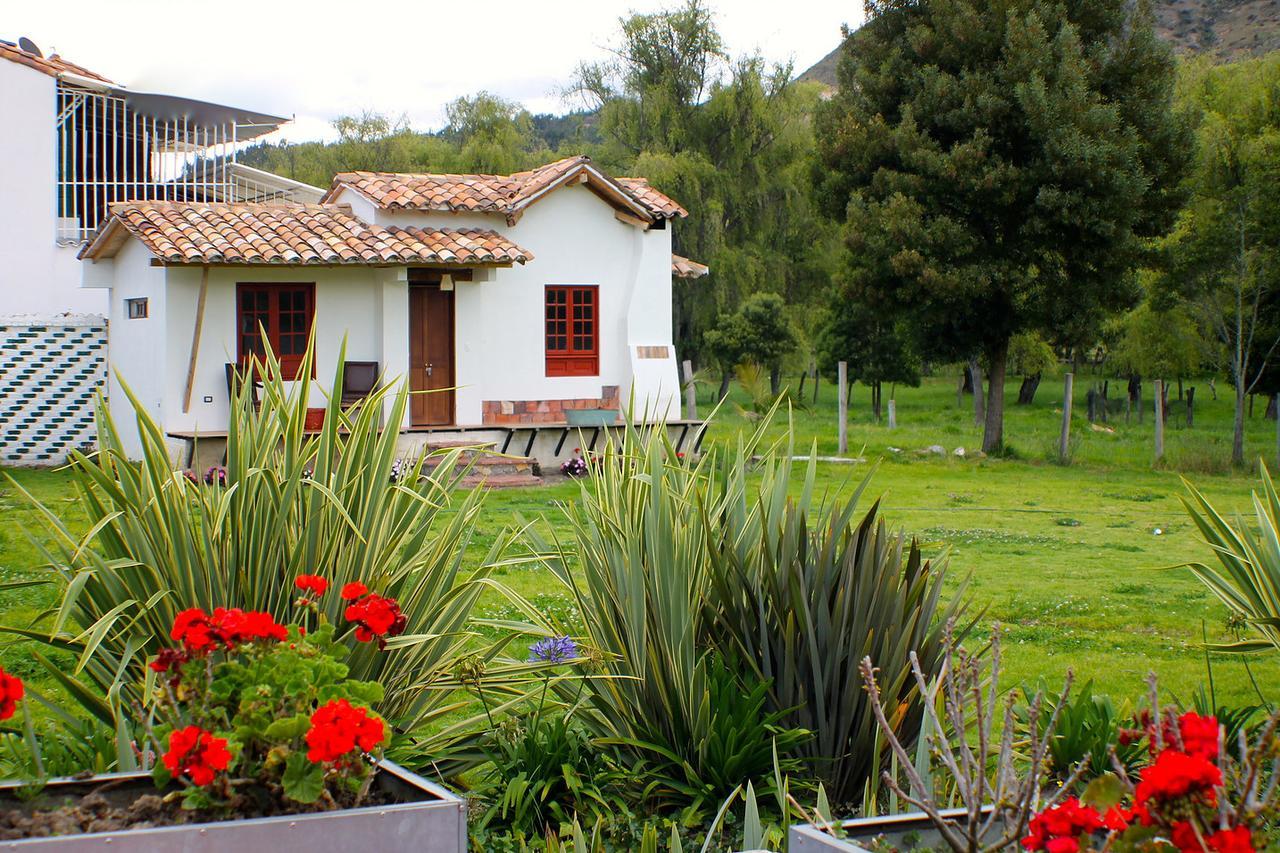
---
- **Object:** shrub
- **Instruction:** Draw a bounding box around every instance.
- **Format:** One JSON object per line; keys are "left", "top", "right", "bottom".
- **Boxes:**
{"left": 705, "top": 454, "right": 971, "bottom": 806}
{"left": 1015, "top": 681, "right": 1145, "bottom": 783}
{"left": 6, "top": 343, "right": 529, "bottom": 768}
{"left": 529, "top": 419, "right": 807, "bottom": 811}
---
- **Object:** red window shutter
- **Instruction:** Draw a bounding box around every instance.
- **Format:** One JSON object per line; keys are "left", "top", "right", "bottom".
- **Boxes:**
{"left": 545, "top": 285, "right": 598, "bottom": 377}
{"left": 236, "top": 283, "right": 315, "bottom": 378}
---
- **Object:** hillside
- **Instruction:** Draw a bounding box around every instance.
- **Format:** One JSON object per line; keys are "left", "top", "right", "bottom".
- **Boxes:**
{"left": 799, "top": 0, "right": 1280, "bottom": 86}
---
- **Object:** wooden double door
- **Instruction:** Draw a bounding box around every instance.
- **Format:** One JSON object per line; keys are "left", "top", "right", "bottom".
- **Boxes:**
{"left": 408, "top": 283, "right": 455, "bottom": 426}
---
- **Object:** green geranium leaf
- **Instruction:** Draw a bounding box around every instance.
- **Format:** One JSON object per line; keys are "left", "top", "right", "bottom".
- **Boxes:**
{"left": 151, "top": 761, "right": 172, "bottom": 790}
{"left": 264, "top": 714, "right": 311, "bottom": 741}
{"left": 283, "top": 752, "right": 325, "bottom": 804}
{"left": 1082, "top": 772, "right": 1125, "bottom": 812}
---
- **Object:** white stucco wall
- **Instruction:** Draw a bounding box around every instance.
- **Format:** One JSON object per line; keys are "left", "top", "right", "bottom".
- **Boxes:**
{"left": 0, "top": 61, "right": 108, "bottom": 317}
{"left": 160, "top": 265, "right": 399, "bottom": 435}
{"left": 104, "top": 239, "right": 167, "bottom": 458}
{"left": 340, "top": 182, "right": 681, "bottom": 424}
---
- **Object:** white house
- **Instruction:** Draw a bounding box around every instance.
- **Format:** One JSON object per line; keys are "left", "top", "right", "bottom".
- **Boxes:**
{"left": 78, "top": 155, "right": 708, "bottom": 465}
{"left": 0, "top": 36, "right": 319, "bottom": 465}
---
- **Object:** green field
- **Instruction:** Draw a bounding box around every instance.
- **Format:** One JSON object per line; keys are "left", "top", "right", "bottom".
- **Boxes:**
{"left": 2, "top": 370, "right": 1278, "bottom": 713}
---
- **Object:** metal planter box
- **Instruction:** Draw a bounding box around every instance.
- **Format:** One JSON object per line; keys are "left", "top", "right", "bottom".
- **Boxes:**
{"left": 790, "top": 806, "right": 997, "bottom": 852}
{"left": 0, "top": 760, "right": 465, "bottom": 852}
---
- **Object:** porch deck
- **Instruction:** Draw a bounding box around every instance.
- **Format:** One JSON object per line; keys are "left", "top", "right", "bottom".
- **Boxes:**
{"left": 166, "top": 419, "right": 708, "bottom": 475}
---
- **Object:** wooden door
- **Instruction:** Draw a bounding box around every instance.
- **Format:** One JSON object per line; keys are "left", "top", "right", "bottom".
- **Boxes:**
{"left": 409, "top": 284, "right": 455, "bottom": 426}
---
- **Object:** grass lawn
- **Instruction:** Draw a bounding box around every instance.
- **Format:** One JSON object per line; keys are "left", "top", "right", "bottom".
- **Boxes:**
{"left": 2, "top": 369, "right": 1278, "bottom": 715}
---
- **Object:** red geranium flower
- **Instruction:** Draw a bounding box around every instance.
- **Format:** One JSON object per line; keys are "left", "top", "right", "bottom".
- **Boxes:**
{"left": 344, "top": 593, "right": 407, "bottom": 648}
{"left": 1136, "top": 749, "right": 1222, "bottom": 813}
{"left": 169, "top": 607, "right": 287, "bottom": 652}
{"left": 305, "top": 699, "right": 385, "bottom": 764}
{"left": 0, "top": 668, "right": 23, "bottom": 721}
{"left": 1170, "top": 822, "right": 1254, "bottom": 853}
{"left": 1176, "top": 712, "right": 1221, "bottom": 762}
{"left": 1022, "top": 798, "right": 1108, "bottom": 852}
{"left": 340, "top": 582, "right": 368, "bottom": 601}
{"left": 295, "top": 574, "right": 328, "bottom": 597}
{"left": 162, "top": 725, "right": 231, "bottom": 786}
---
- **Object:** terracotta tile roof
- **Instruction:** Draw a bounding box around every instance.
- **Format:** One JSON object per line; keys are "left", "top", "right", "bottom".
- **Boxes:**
{"left": 672, "top": 254, "right": 709, "bottom": 279}
{"left": 618, "top": 178, "right": 689, "bottom": 219}
{"left": 0, "top": 40, "right": 113, "bottom": 83}
{"left": 325, "top": 155, "right": 688, "bottom": 222}
{"left": 79, "top": 202, "right": 533, "bottom": 266}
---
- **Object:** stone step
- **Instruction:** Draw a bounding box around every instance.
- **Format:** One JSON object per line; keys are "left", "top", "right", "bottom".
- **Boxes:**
{"left": 458, "top": 472, "right": 544, "bottom": 489}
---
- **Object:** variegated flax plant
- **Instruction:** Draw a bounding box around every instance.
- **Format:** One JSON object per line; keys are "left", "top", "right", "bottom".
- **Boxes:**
{"left": 5, "top": 338, "right": 540, "bottom": 768}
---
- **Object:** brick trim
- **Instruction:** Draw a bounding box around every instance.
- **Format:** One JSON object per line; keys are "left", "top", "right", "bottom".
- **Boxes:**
{"left": 482, "top": 386, "right": 620, "bottom": 425}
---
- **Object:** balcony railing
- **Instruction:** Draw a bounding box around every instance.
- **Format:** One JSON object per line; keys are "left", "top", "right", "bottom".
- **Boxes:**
{"left": 55, "top": 83, "right": 319, "bottom": 244}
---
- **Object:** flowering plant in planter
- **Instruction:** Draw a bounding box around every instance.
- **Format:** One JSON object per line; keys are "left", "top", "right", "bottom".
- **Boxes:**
{"left": 561, "top": 448, "right": 590, "bottom": 477}
{"left": 144, "top": 575, "right": 407, "bottom": 813}
{"left": 1019, "top": 691, "right": 1280, "bottom": 853}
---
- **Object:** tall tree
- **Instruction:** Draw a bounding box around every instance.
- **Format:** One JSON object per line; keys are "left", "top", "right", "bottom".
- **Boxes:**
{"left": 814, "top": 0, "right": 1192, "bottom": 453}
{"left": 573, "top": 1, "right": 828, "bottom": 364}
{"left": 817, "top": 303, "right": 920, "bottom": 419}
{"left": 1165, "top": 55, "right": 1280, "bottom": 465}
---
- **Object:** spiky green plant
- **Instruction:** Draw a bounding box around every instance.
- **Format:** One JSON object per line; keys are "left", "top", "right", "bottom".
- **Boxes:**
{"left": 1181, "top": 463, "right": 1280, "bottom": 653}
{"left": 526, "top": 415, "right": 807, "bottom": 811}
{"left": 704, "top": 450, "right": 971, "bottom": 806}
{"left": 5, "top": 342, "right": 535, "bottom": 762}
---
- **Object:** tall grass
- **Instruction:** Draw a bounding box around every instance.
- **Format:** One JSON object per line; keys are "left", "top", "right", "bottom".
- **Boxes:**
{"left": 5, "top": 343, "right": 533, "bottom": 757}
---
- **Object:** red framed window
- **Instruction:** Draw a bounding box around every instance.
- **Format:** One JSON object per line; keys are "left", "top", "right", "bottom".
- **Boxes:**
{"left": 236, "top": 283, "right": 315, "bottom": 377}
{"left": 545, "top": 285, "right": 598, "bottom": 377}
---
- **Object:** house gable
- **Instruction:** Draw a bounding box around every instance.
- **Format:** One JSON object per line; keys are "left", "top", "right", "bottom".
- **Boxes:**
{"left": 322, "top": 156, "right": 688, "bottom": 227}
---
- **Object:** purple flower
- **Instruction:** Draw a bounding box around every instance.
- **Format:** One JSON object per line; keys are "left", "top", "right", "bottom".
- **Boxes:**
{"left": 203, "top": 466, "right": 227, "bottom": 487}
{"left": 529, "top": 635, "right": 577, "bottom": 664}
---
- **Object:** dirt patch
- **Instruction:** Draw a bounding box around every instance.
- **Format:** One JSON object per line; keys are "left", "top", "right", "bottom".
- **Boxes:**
{"left": 0, "top": 780, "right": 397, "bottom": 840}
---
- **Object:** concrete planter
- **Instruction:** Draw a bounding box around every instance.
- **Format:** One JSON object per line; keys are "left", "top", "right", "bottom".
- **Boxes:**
{"left": 790, "top": 806, "right": 998, "bottom": 852}
{"left": 565, "top": 408, "right": 618, "bottom": 427}
{"left": 0, "top": 760, "right": 465, "bottom": 852}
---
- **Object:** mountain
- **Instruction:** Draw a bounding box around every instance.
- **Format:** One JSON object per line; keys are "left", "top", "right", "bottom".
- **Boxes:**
{"left": 798, "top": 0, "right": 1280, "bottom": 87}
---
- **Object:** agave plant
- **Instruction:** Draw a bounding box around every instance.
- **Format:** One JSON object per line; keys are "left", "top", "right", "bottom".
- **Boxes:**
{"left": 1181, "top": 463, "right": 1280, "bottom": 653}
{"left": 704, "top": 448, "right": 971, "bottom": 806}
{"left": 5, "top": 340, "right": 535, "bottom": 764}
{"left": 524, "top": 413, "right": 807, "bottom": 810}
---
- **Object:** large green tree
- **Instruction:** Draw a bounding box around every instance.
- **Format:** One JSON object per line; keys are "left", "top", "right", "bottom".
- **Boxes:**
{"left": 1165, "top": 55, "right": 1280, "bottom": 465}
{"left": 573, "top": 0, "right": 829, "bottom": 363}
{"left": 814, "top": 0, "right": 1192, "bottom": 452}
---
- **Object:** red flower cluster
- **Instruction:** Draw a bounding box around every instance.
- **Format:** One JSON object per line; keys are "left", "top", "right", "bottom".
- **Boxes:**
{"left": 1175, "top": 711, "right": 1220, "bottom": 762}
{"left": 0, "top": 668, "right": 23, "bottom": 721}
{"left": 304, "top": 699, "right": 385, "bottom": 764}
{"left": 163, "top": 725, "right": 231, "bottom": 786}
{"left": 343, "top": 589, "right": 407, "bottom": 648}
{"left": 1135, "top": 741, "right": 1223, "bottom": 815}
{"left": 294, "top": 574, "right": 329, "bottom": 598}
{"left": 340, "top": 582, "right": 368, "bottom": 600}
{"left": 1022, "top": 797, "right": 1128, "bottom": 852}
{"left": 170, "top": 607, "right": 287, "bottom": 652}
{"left": 1171, "top": 822, "right": 1254, "bottom": 853}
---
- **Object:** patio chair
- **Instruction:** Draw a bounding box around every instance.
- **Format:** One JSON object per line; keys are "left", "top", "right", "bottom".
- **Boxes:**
{"left": 341, "top": 361, "right": 380, "bottom": 408}
{"left": 225, "top": 362, "right": 261, "bottom": 410}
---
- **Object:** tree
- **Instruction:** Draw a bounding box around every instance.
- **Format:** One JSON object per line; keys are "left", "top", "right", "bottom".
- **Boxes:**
{"left": 704, "top": 292, "right": 797, "bottom": 395}
{"left": 1108, "top": 301, "right": 1206, "bottom": 389}
{"left": 1165, "top": 55, "right": 1280, "bottom": 465}
{"left": 817, "top": 303, "right": 920, "bottom": 419}
{"left": 814, "top": 0, "right": 1192, "bottom": 453}
{"left": 572, "top": 1, "right": 828, "bottom": 363}
{"left": 1007, "top": 332, "right": 1057, "bottom": 405}
{"left": 443, "top": 92, "right": 545, "bottom": 174}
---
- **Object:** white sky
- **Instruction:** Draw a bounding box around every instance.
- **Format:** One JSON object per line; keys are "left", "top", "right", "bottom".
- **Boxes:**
{"left": 7, "top": 0, "right": 859, "bottom": 144}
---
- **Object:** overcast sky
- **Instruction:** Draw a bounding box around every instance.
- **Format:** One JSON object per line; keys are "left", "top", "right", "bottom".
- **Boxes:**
{"left": 7, "top": 1, "right": 859, "bottom": 143}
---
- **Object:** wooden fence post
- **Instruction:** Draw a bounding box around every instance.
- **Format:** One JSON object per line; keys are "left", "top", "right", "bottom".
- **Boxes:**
{"left": 1059, "top": 373, "right": 1073, "bottom": 464}
{"left": 887, "top": 398, "right": 897, "bottom": 429}
{"left": 682, "top": 360, "right": 696, "bottom": 421}
{"left": 1154, "top": 379, "right": 1165, "bottom": 463}
{"left": 837, "top": 361, "right": 848, "bottom": 455}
